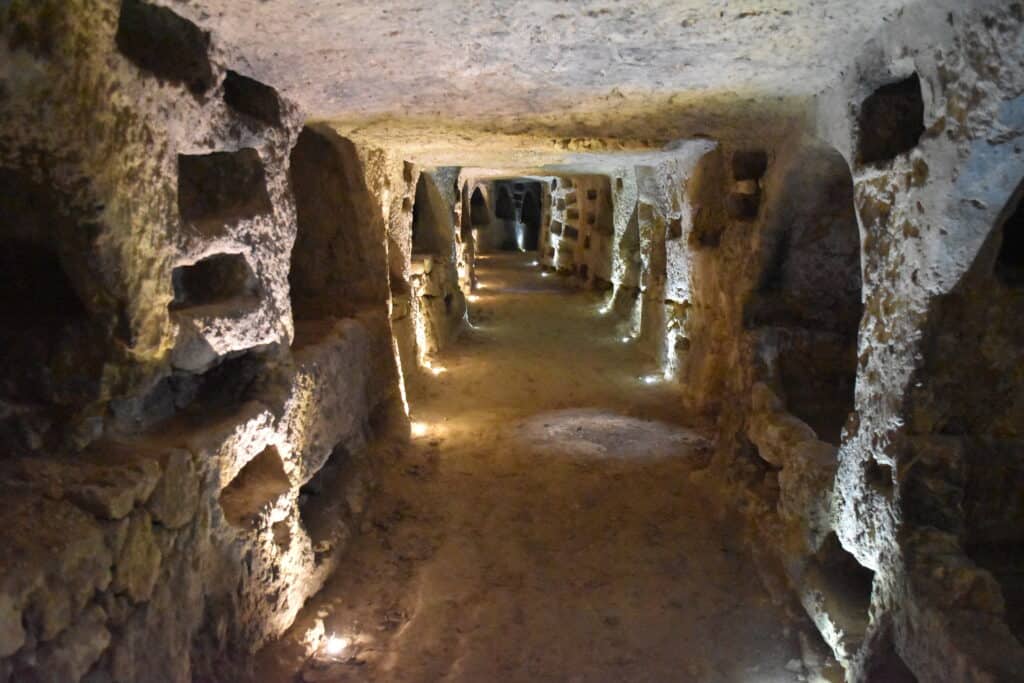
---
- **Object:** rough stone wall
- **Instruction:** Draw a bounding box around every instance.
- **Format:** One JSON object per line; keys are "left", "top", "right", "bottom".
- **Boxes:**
{"left": 0, "top": 2, "right": 407, "bottom": 681}
{"left": 812, "top": 0, "right": 1024, "bottom": 679}
{"left": 596, "top": 129, "right": 879, "bottom": 678}
{"left": 408, "top": 168, "right": 466, "bottom": 363}
{"left": 568, "top": 176, "right": 615, "bottom": 287}
{"left": 0, "top": 0, "right": 304, "bottom": 451}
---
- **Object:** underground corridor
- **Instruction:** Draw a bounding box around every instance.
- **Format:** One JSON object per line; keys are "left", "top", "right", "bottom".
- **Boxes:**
{"left": 1, "top": 2, "right": 1024, "bottom": 683}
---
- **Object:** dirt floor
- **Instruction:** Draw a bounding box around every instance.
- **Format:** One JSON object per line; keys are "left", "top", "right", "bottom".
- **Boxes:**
{"left": 256, "top": 253, "right": 808, "bottom": 682}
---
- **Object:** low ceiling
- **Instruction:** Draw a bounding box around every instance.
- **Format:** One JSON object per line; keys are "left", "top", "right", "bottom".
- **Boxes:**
{"left": 171, "top": 0, "right": 914, "bottom": 167}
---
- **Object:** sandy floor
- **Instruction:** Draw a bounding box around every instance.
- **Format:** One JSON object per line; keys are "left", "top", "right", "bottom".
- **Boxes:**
{"left": 257, "top": 253, "right": 804, "bottom": 683}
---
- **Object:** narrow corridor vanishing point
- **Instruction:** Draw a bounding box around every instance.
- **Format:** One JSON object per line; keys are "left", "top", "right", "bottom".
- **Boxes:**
{"left": 3, "top": 3, "right": 1023, "bottom": 682}
{"left": 260, "top": 254, "right": 819, "bottom": 683}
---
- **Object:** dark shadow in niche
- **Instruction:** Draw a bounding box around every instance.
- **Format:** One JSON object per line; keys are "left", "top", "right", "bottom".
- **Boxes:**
{"left": 220, "top": 445, "right": 291, "bottom": 528}
{"left": 108, "top": 350, "right": 267, "bottom": 434}
{"left": 807, "top": 532, "right": 874, "bottom": 643}
{"left": 116, "top": 0, "right": 214, "bottom": 95}
{"left": 521, "top": 185, "right": 542, "bottom": 251}
{"left": 966, "top": 541, "right": 1024, "bottom": 643}
{"left": 745, "top": 143, "right": 862, "bottom": 444}
{"left": 470, "top": 187, "right": 490, "bottom": 226}
{"left": 863, "top": 628, "right": 920, "bottom": 682}
{"left": 902, "top": 176, "right": 1024, "bottom": 649}
{"left": 411, "top": 174, "right": 447, "bottom": 256}
{"left": 495, "top": 186, "right": 516, "bottom": 220}
{"left": 0, "top": 241, "right": 95, "bottom": 406}
{"left": 0, "top": 168, "right": 118, "bottom": 453}
{"left": 223, "top": 70, "right": 282, "bottom": 127}
{"left": 299, "top": 442, "right": 356, "bottom": 564}
{"left": 996, "top": 180, "right": 1024, "bottom": 287}
{"left": 178, "top": 149, "right": 273, "bottom": 234}
{"left": 169, "top": 253, "right": 260, "bottom": 313}
{"left": 288, "top": 125, "right": 389, "bottom": 326}
{"left": 732, "top": 150, "right": 769, "bottom": 180}
{"left": 856, "top": 73, "right": 925, "bottom": 166}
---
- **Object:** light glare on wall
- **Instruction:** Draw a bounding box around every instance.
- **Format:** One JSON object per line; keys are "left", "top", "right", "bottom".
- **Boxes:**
{"left": 324, "top": 635, "right": 349, "bottom": 657}
{"left": 411, "top": 421, "right": 429, "bottom": 437}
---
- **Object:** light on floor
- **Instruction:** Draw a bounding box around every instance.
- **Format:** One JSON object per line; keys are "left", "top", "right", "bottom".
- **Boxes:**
{"left": 411, "top": 421, "right": 429, "bottom": 437}
{"left": 541, "top": 272, "right": 550, "bottom": 278}
{"left": 641, "top": 374, "right": 661, "bottom": 385}
{"left": 529, "top": 260, "right": 539, "bottom": 266}
{"left": 323, "top": 635, "right": 349, "bottom": 657}
{"left": 429, "top": 365, "right": 447, "bottom": 376}
{"left": 621, "top": 336, "right": 632, "bottom": 343}
{"left": 467, "top": 294, "right": 480, "bottom": 303}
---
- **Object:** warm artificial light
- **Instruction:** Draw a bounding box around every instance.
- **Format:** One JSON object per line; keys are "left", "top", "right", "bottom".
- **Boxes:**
{"left": 324, "top": 635, "right": 349, "bottom": 657}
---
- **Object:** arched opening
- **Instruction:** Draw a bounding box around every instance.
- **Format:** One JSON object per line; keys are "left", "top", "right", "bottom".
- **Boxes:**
{"left": 521, "top": 189, "right": 542, "bottom": 251}
{"left": 411, "top": 173, "right": 447, "bottom": 256}
{"left": 0, "top": 168, "right": 115, "bottom": 453}
{"left": 288, "top": 125, "right": 389, "bottom": 326}
{"left": 470, "top": 187, "right": 489, "bottom": 227}
{"left": 495, "top": 186, "right": 515, "bottom": 221}
{"left": 744, "top": 143, "right": 862, "bottom": 444}
{"left": 856, "top": 73, "right": 925, "bottom": 166}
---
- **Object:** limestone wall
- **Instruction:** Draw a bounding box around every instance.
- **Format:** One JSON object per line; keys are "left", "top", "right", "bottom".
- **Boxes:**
{"left": 0, "top": 2, "right": 407, "bottom": 680}
{"left": 814, "top": 0, "right": 1024, "bottom": 678}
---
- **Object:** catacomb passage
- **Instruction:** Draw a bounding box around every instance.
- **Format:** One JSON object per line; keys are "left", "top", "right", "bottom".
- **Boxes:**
{"left": 0, "top": 1, "right": 1022, "bottom": 682}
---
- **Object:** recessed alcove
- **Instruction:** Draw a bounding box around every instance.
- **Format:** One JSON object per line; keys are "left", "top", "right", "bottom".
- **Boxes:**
{"left": 470, "top": 187, "right": 490, "bottom": 226}
{"left": 745, "top": 143, "right": 862, "bottom": 443}
{"left": 116, "top": 0, "right": 214, "bottom": 94}
{"left": 732, "top": 150, "right": 768, "bottom": 181}
{"left": 521, "top": 187, "right": 542, "bottom": 251}
{"left": 0, "top": 169, "right": 112, "bottom": 446}
{"left": 178, "top": 149, "right": 273, "bottom": 233}
{"left": 223, "top": 70, "right": 282, "bottom": 127}
{"left": 995, "top": 182, "right": 1024, "bottom": 287}
{"left": 288, "top": 125, "right": 389, "bottom": 323}
{"left": 495, "top": 186, "right": 516, "bottom": 220}
{"left": 411, "top": 174, "right": 446, "bottom": 256}
{"left": 299, "top": 443, "right": 355, "bottom": 564}
{"left": 169, "top": 253, "right": 259, "bottom": 312}
{"left": 219, "top": 445, "right": 291, "bottom": 528}
{"left": 809, "top": 532, "right": 875, "bottom": 640}
{"left": 856, "top": 73, "right": 925, "bottom": 166}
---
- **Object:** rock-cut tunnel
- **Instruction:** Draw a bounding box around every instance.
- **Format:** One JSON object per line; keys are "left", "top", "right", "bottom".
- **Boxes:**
{"left": 1, "top": 1, "right": 1023, "bottom": 682}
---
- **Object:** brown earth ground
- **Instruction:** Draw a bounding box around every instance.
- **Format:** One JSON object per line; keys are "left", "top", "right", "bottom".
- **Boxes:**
{"left": 254, "top": 253, "right": 812, "bottom": 683}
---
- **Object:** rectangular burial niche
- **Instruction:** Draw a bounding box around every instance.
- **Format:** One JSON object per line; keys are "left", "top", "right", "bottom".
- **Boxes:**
{"left": 111, "top": 350, "right": 267, "bottom": 433}
{"left": 299, "top": 442, "right": 355, "bottom": 564}
{"left": 178, "top": 149, "right": 273, "bottom": 234}
{"left": 856, "top": 73, "right": 925, "bottom": 166}
{"left": 169, "top": 253, "right": 259, "bottom": 312}
{"left": 219, "top": 445, "right": 291, "bottom": 528}
{"left": 116, "top": 0, "right": 214, "bottom": 95}
{"left": 223, "top": 70, "right": 282, "bottom": 127}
